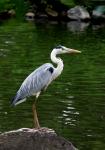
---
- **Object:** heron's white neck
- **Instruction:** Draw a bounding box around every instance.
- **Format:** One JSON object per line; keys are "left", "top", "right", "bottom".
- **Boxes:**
{"left": 51, "top": 49, "right": 64, "bottom": 78}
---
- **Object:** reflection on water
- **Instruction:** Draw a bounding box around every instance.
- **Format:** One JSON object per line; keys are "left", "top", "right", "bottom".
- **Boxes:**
{"left": 59, "top": 98, "right": 79, "bottom": 126}
{"left": 92, "top": 23, "right": 105, "bottom": 30}
{"left": 67, "top": 21, "right": 90, "bottom": 32}
{"left": 0, "top": 19, "right": 105, "bottom": 150}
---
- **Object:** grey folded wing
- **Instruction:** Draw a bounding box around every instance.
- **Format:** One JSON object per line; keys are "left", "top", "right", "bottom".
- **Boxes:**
{"left": 12, "top": 63, "right": 54, "bottom": 105}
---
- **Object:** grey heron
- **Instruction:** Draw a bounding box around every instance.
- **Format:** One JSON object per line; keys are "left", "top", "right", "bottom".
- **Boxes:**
{"left": 12, "top": 45, "right": 81, "bottom": 128}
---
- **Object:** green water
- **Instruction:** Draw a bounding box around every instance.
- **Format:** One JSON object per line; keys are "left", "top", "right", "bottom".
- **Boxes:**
{"left": 0, "top": 19, "right": 105, "bottom": 150}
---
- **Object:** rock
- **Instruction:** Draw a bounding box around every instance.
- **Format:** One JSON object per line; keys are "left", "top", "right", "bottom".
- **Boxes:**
{"left": 0, "top": 11, "right": 11, "bottom": 20}
{"left": 35, "top": 12, "right": 48, "bottom": 19}
{"left": 67, "top": 6, "right": 90, "bottom": 21}
{"left": 0, "top": 128, "right": 77, "bottom": 150}
{"left": 8, "top": 9, "right": 16, "bottom": 17}
{"left": 92, "top": 5, "right": 105, "bottom": 19}
{"left": 0, "top": 9, "right": 15, "bottom": 21}
{"left": 45, "top": 7, "right": 58, "bottom": 17}
{"left": 25, "top": 12, "right": 35, "bottom": 21}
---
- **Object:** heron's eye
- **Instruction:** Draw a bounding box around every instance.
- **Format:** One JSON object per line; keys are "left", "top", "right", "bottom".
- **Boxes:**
{"left": 56, "top": 45, "right": 62, "bottom": 49}
{"left": 61, "top": 47, "right": 66, "bottom": 51}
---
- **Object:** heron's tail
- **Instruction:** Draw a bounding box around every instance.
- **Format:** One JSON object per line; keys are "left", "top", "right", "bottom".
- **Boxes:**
{"left": 11, "top": 94, "right": 26, "bottom": 106}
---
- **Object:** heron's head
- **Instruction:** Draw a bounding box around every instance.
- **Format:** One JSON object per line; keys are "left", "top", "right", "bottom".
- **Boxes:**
{"left": 54, "top": 45, "right": 81, "bottom": 54}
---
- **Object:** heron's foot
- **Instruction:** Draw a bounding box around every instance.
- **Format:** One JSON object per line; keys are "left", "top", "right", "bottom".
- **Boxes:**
{"left": 33, "top": 125, "right": 40, "bottom": 129}
{"left": 33, "top": 120, "right": 40, "bottom": 129}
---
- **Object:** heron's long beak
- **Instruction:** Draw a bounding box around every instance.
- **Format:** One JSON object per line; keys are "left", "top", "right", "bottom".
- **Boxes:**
{"left": 68, "top": 48, "right": 81, "bottom": 54}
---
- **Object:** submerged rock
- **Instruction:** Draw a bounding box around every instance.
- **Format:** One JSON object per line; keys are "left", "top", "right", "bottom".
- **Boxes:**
{"left": 0, "top": 128, "right": 77, "bottom": 150}
{"left": 67, "top": 6, "right": 90, "bottom": 21}
{"left": 92, "top": 5, "right": 105, "bottom": 19}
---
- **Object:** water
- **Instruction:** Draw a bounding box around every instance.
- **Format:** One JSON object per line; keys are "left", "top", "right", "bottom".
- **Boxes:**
{"left": 0, "top": 19, "right": 105, "bottom": 150}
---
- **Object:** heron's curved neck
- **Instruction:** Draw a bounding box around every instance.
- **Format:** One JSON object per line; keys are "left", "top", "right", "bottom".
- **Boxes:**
{"left": 50, "top": 49, "right": 64, "bottom": 77}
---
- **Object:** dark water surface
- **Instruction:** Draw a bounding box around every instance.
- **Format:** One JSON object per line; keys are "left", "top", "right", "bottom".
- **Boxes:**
{"left": 0, "top": 20, "right": 105, "bottom": 150}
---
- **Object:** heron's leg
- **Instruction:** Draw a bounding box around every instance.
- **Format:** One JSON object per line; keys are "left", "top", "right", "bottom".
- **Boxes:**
{"left": 32, "top": 100, "right": 40, "bottom": 128}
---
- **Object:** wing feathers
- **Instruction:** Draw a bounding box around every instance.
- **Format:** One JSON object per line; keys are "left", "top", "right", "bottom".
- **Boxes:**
{"left": 11, "top": 63, "right": 54, "bottom": 106}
